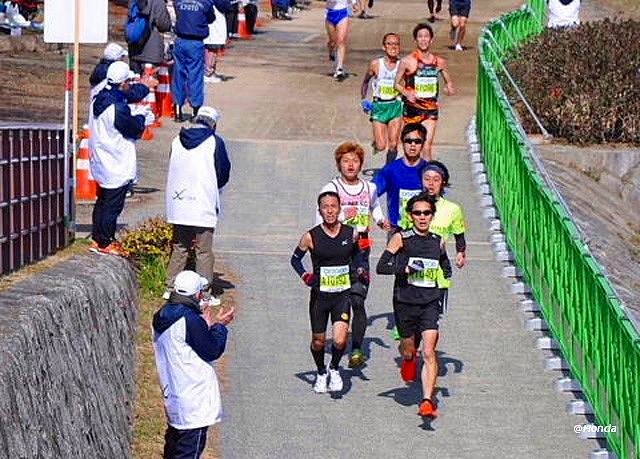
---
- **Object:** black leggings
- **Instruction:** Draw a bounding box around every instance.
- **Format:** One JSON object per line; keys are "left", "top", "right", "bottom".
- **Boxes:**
{"left": 350, "top": 293, "right": 367, "bottom": 350}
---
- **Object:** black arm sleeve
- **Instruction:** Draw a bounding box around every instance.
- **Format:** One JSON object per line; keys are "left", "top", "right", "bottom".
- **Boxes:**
{"left": 439, "top": 246, "right": 452, "bottom": 279}
{"left": 290, "top": 247, "right": 307, "bottom": 277}
{"left": 376, "top": 250, "right": 406, "bottom": 275}
{"left": 454, "top": 233, "right": 466, "bottom": 253}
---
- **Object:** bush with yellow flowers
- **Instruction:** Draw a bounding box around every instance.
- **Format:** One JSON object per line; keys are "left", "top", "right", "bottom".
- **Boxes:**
{"left": 121, "top": 218, "right": 174, "bottom": 297}
{"left": 121, "top": 217, "right": 174, "bottom": 260}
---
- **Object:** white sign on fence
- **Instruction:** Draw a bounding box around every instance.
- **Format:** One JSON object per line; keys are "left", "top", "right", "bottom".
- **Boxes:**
{"left": 44, "top": 0, "right": 109, "bottom": 44}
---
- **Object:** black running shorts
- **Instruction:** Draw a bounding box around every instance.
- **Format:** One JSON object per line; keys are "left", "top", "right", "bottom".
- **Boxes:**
{"left": 450, "top": 0, "right": 470, "bottom": 17}
{"left": 309, "top": 290, "right": 351, "bottom": 334}
{"left": 393, "top": 298, "right": 440, "bottom": 338}
{"left": 403, "top": 102, "right": 439, "bottom": 123}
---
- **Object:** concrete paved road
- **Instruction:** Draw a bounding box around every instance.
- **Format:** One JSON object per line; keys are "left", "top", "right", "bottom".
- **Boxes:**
{"left": 216, "top": 139, "right": 594, "bottom": 458}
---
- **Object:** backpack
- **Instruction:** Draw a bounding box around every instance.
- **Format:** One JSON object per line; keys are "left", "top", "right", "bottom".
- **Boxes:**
{"left": 125, "top": 0, "right": 151, "bottom": 47}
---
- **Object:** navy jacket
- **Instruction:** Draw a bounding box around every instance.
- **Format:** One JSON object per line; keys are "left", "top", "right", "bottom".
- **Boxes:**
{"left": 89, "top": 59, "right": 115, "bottom": 88}
{"left": 174, "top": 0, "right": 232, "bottom": 39}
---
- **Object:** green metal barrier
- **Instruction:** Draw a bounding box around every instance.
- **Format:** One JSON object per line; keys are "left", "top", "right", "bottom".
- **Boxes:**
{"left": 477, "top": 3, "right": 640, "bottom": 458}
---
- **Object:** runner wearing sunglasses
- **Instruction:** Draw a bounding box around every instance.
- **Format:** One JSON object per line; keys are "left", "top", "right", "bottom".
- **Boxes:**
{"left": 376, "top": 192, "right": 451, "bottom": 417}
{"left": 373, "top": 123, "right": 429, "bottom": 234}
{"left": 422, "top": 161, "right": 466, "bottom": 271}
{"left": 394, "top": 23, "right": 456, "bottom": 161}
{"left": 316, "top": 142, "right": 391, "bottom": 368}
{"left": 291, "top": 191, "right": 369, "bottom": 393}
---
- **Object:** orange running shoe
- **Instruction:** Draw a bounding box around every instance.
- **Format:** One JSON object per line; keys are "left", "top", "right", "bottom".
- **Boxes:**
{"left": 418, "top": 398, "right": 438, "bottom": 417}
{"left": 400, "top": 355, "right": 417, "bottom": 383}
{"left": 88, "top": 240, "right": 100, "bottom": 253}
{"left": 97, "top": 242, "right": 130, "bottom": 257}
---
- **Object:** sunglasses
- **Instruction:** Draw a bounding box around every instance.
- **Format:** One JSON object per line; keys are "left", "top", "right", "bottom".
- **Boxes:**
{"left": 411, "top": 210, "right": 433, "bottom": 216}
{"left": 403, "top": 138, "right": 424, "bottom": 145}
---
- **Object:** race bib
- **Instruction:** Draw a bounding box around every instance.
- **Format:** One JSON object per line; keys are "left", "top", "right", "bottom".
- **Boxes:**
{"left": 320, "top": 265, "right": 351, "bottom": 293}
{"left": 378, "top": 80, "right": 399, "bottom": 100}
{"left": 344, "top": 205, "right": 370, "bottom": 232}
{"left": 407, "top": 257, "right": 439, "bottom": 288}
{"left": 398, "top": 188, "right": 421, "bottom": 230}
{"left": 415, "top": 76, "right": 438, "bottom": 99}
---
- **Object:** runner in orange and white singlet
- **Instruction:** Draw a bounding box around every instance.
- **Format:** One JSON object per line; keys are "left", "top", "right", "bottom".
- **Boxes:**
{"left": 395, "top": 23, "right": 456, "bottom": 161}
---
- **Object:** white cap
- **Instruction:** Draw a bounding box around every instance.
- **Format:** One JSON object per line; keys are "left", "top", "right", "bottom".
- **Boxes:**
{"left": 193, "top": 106, "right": 221, "bottom": 128}
{"left": 174, "top": 270, "right": 209, "bottom": 297}
{"left": 104, "top": 42, "right": 128, "bottom": 61}
{"left": 106, "top": 61, "right": 135, "bottom": 85}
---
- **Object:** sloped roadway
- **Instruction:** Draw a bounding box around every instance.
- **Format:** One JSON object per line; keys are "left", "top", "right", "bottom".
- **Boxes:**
{"left": 114, "top": 0, "right": 601, "bottom": 456}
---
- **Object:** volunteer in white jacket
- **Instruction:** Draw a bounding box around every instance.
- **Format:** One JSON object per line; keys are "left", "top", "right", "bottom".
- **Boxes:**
{"left": 548, "top": 0, "right": 580, "bottom": 28}
{"left": 153, "top": 270, "right": 235, "bottom": 459}
{"left": 89, "top": 61, "right": 153, "bottom": 256}
{"left": 165, "top": 106, "right": 231, "bottom": 297}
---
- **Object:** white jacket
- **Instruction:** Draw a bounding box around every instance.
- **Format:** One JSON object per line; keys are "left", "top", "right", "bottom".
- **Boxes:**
{"left": 88, "top": 86, "right": 146, "bottom": 189}
{"left": 548, "top": 0, "right": 580, "bottom": 28}
{"left": 166, "top": 135, "right": 220, "bottom": 228}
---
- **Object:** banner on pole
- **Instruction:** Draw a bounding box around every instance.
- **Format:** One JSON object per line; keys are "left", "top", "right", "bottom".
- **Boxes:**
{"left": 44, "top": 0, "right": 109, "bottom": 43}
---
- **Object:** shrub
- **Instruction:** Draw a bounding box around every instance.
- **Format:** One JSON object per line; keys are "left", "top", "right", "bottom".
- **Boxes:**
{"left": 121, "top": 217, "right": 174, "bottom": 260}
{"left": 504, "top": 18, "right": 640, "bottom": 145}
{"left": 121, "top": 218, "right": 174, "bottom": 297}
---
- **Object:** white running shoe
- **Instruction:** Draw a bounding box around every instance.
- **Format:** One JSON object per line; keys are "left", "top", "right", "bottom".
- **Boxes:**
{"left": 313, "top": 372, "right": 328, "bottom": 393}
{"left": 162, "top": 291, "right": 171, "bottom": 300}
{"left": 455, "top": 43, "right": 464, "bottom": 51}
{"left": 328, "top": 367, "right": 343, "bottom": 392}
{"left": 204, "top": 75, "right": 222, "bottom": 84}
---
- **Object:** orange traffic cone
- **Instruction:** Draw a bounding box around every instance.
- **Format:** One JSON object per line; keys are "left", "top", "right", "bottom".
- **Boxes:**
{"left": 238, "top": 12, "right": 253, "bottom": 39}
{"left": 157, "top": 62, "right": 175, "bottom": 119}
{"left": 76, "top": 125, "right": 97, "bottom": 201}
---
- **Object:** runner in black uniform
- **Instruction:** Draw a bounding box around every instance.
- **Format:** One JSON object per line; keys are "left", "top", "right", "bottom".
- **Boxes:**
{"left": 376, "top": 192, "right": 451, "bottom": 417}
{"left": 291, "top": 191, "right": 369, "bottom": 393}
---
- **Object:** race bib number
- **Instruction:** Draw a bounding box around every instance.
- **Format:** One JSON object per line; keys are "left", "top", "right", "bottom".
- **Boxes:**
{"left": 398, "top": 188, "right": 421, "bottom": 230}
{"left": 320, "top": 265, "right": 351, "bottom": 293}
{"left": 378, "top": 80, "right": 399, "bottom": 100}
{"left": 415, "top": 76, "right": 438, "bottom": 99}
{"left": 344, "top": 205, "right": 370, "bottom": 232}
{"left": 407, "top": 257, "right": 439, "bottom": 288}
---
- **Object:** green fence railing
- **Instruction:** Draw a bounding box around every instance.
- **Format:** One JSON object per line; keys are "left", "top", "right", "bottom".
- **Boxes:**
{"left": 476, "top": 3, "right": 640, "bottom": 458}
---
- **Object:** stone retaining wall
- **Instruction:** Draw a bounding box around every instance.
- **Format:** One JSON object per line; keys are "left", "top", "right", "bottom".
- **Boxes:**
{"left": 0, "top": 254, "right": 138, "bottom": 458}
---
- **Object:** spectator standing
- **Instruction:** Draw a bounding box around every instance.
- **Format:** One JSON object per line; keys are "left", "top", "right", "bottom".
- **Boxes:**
{"left": 89, "top": 43, "right": 129, "bottom": 99}
{"left": 153, "top": 270, "right": 235, "bottom": 459}
{"left": 243, "top": 0, "right": 258, "bottom": 34}
{"left": 548, "top": 0, "right": 580, "bottom": 28}
{"left": 173, "top": 0, "right": 231, "bottom": 122}
{"left": 226, "top": 0, "right": 240, "bottom": 37}
{"left": 88, "top": 61, "right": 154, "bottom": 257}
{"left": 203, "top": 4, "right": 227, "bottom": 83}
{"left": 127, "top": 0, "right": 172, "bottom": 74}
{"left": 165, "top": 106, "right": 231, "bottom": 299}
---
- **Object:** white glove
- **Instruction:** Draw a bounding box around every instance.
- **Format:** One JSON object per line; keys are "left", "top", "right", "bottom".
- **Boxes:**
{"left": 130, "top": 105, "right": 155, "bottom": 126}
{"left": 143, "top": 108, "right": 156, "bottom": 126}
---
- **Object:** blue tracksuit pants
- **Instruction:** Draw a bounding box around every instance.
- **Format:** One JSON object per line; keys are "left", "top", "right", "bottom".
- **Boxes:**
{"left": 172, "top": 38, "right": 205, "bottom": 108}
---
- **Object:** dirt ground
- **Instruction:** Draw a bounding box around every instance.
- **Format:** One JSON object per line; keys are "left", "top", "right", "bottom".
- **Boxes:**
{"left": 0, "top": 3, "right": 127, "bottom": 123}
